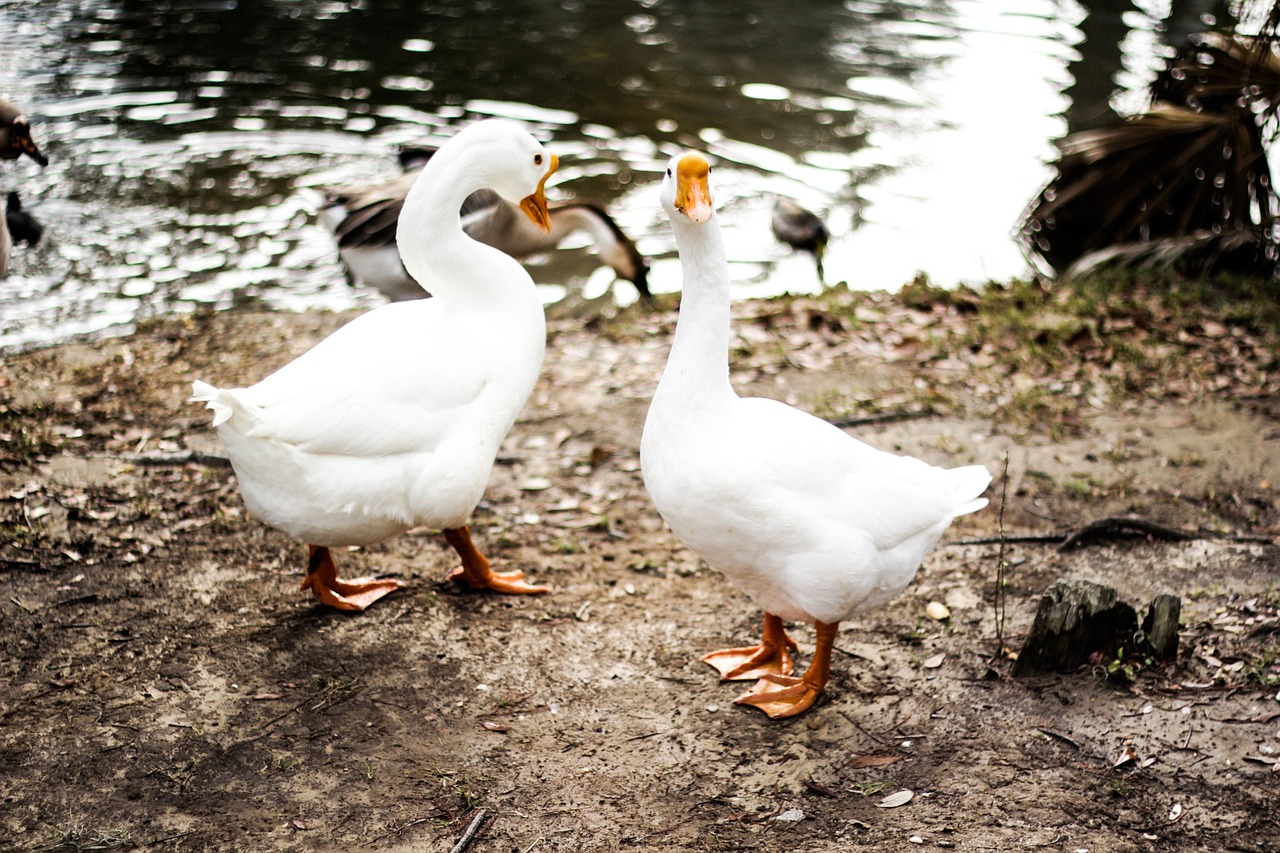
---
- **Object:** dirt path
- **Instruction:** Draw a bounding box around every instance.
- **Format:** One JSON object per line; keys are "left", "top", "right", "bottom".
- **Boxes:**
{"left": 2, "top": 293, "right": 1278, "bottom": 852}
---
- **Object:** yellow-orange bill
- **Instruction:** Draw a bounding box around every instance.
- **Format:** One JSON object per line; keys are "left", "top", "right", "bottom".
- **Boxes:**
{"left": 519, "top": 152, "right": 559, "bottom": 233}
{"left": 675, "top": 152, "right": 712, "bottom": 223}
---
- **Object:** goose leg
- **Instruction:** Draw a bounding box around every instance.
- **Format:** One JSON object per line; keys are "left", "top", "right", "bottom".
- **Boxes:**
{"left": 443, "top": 526, "right": 549, "bottom": 594}
{"left": 300, "top": 545, "right": 404, "bottom": 611}
{"left": 735, "top": 620, "right": 837, "bottom": 719}
{"left": 701, "top": 612, "right": 797, "bottom": 680}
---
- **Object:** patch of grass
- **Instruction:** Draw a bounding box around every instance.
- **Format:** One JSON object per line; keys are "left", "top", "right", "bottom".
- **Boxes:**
{"left": 992, "top": 385, "right": 1083, "bottom": 440}
{"left": 878, "top": 271, "right": 1280, "bottom": 408}
{"left": 1243, "top": 648, "right": 1280, "bottom": 687}
{"left": 848, "top": 780, "right": 891, "bottom": 797}
{"left": 310, "top": 674, "right": 358, "bottom": 693}
{"left": 1166, "top": 452, "right": 1207, "bottom": 468}
{"left": 550, "top": 538, "right": 583, "bottom": 555}
{"left": 1185, "top": 583, "right": 1229, "bottom": 601}
{"left": 430, "top": 767, "right": 488, "bottom": 810}
{"left": 39, "top": 820, "right": 132, "bottom": 850}
{"left": 0, "top": 404, "right": 64, "bottom": 463}
{"left": 1062, "top": 474, "right": 1106, "bottom": 500}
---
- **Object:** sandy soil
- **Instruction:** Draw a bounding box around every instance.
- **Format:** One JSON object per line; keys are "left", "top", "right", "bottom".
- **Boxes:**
{"left": 1, "top": 292, "right": 1278, "bottom": 852}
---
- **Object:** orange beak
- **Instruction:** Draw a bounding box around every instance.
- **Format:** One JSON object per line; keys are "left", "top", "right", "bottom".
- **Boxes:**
{"left": 7, "top": 120, "right": 47, "bottom": 167}
{"left": 519, "top": 153, "right": 559, "bottom": 234}
{"left": 675, "top": 152, "right": 712, "bottom": 223}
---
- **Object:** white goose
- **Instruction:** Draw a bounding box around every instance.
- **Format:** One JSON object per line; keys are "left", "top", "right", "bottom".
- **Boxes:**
{"left": 319, "top": 148, "right": 650, "bottom": 303}
{"left": 641, "top": 152, "right": 991, "bottom": 718}
{"left": 192, "top": 119, "right": 559, "bottom": 610}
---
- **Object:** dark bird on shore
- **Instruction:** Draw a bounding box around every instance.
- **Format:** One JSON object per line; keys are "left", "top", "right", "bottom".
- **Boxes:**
{"left": 771, "top": 195, "right": 829, "bottom": 282}
{"left": 319, "top": 147, "right": 651, "bottom": 303}
{"left": 6, "top": 192, "right": 42, "bottom": 247}
{"left": 1, "top": 98, "right": 47, "bottom": 279}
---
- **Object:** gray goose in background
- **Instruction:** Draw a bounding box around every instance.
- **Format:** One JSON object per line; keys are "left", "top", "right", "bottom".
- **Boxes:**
{"left": 0, "top": 99, "right": 48, "bottom": 279}
{"left": 319, "top": 147, "right": 651, "bottom": 302}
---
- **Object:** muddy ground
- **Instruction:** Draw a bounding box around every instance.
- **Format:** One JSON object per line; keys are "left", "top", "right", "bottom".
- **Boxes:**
{"left": 1, "top": 286, "right": 1279, "bottom": 852}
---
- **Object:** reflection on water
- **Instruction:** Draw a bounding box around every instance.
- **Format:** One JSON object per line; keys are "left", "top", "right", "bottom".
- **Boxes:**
{"left": 0, "top": 0, "right": 1178, "bottom": 351}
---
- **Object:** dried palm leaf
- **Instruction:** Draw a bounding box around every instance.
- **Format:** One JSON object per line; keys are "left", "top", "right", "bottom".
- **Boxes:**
{"left": 1021, "top": 103, "right": 1274, "bottom": 274}
{"left": 1064, "top": 228, "right": 1272, "bottom": 277}
{"left": 1152, "top": 32, "right": 1280, "bottom": 119}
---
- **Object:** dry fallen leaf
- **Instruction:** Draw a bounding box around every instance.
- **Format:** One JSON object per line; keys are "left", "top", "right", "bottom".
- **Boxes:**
{"left": 481, "top": 721, "right": 510, "bottom": 733}
{"left": 1113, "top": 745, "right": 1137, "bottom": 768}
{"left": 922, "top": 653, "right": 946, "bottom": 669}
{"left": 877, "top": 789, "right": 914, "bottom": 808}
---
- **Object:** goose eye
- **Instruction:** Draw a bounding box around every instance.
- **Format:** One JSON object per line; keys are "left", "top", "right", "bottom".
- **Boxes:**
{"left": 534, "top": 154, "right": 543, "bottom": 166}
{"left": 666, "top": 168, "right": 672, "bottom": 177}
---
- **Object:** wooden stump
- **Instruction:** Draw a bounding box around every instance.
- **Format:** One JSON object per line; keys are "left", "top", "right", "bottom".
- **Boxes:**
{"left": 1142, "top": 593, "right": 1181, "bottom": 661}
{"left": 1014, "top": 579, "right": 1138, "bottom": 674}
{"left": 1013, "top": 580, "right": 1182, "bottom": 675}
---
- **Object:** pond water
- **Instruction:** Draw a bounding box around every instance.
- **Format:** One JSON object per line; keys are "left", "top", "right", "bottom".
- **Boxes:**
{"left": 0, "top": 0, "right": 1214, "bottom": 351}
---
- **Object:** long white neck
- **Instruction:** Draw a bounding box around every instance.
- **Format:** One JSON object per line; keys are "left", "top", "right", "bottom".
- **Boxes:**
{"left": 396, "top": 141, "right": 529, "bottom": 302}
{"left": 656, "top": 209, "right": 736, "bottom": 408}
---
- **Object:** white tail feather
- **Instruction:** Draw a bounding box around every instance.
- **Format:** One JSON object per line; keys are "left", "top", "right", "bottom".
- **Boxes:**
{"left": 190, "top": 380, "right": 235, "bottom": 428}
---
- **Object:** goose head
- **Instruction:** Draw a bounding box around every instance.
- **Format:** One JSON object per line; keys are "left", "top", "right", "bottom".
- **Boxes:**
{"left": 661, "top": 151, "right": 714, "bottom": 224}
{"left": 449, "top": 119, "right": 559, "bottom": 233}
{"left": 0, "top": 100, "right": 47, "bottom": 167}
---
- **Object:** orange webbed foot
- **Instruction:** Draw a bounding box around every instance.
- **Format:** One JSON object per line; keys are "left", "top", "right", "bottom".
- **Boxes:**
{"left": 302, "top": 574, "right": 405, "bottom": 611}
{"left": 702, "top": 640, "right": 796, "bottom": 680}
{"left": 446, "top": 565, "right": 549, "bottom": 595}
{"left": 302, "top": 546, "right": 403, "bottom": 611}
{"left": 733, "top": 674, "right": 823, "bottom": 719}
{"left": 702, "top": 612, "right": 797, "bottom": 680}
{"left": 442, "top": 526, "right": 550, "bottom": 595}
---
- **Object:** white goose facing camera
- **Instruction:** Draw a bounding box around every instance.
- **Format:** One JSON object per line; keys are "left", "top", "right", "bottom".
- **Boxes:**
{"left": 641, "top": 151, "right": 991, "bottom": 718}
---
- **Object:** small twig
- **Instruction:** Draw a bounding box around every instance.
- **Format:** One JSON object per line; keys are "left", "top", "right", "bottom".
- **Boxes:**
{"left": 948, "top": 534, "right": 1070, "bottom": 546}
{"left": 838, "top": 711, "right": 896, "bottom": 748}
{"left": 827, "top": 407, "right": 937, "bottom": 429}
{"left": 120, "top": 449, "right": 232, "bottom": 467}
{"left": 1057, "top": 516, "right": 1196, "bottom": 552}
{"left": 950, "top": 516, "right": 1276, "bottom": 551}
{"left": 995, "top": 452, "right": 1010, "bottom": 657}
{"left": 1035, "top": 727, "right": 1080, "bottom": 750}
{"left": 449, "top": 808, "right": 488, "bottom": 853}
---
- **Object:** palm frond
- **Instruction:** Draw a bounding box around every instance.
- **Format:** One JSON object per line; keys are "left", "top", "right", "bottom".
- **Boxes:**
{"left": 1063, "top": 228, "right": 1273, "bottom": 277}
{"left": 1020, "top": 30, "right": 1280, "bottom": 278}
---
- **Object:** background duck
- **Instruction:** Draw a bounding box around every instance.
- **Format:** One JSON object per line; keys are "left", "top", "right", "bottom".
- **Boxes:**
{"left": 319, "top": 146, "right": 650, "bottom": 302}
{"left": 0, "top": 99, "right": 47, "bottom": 279}
{"left": 6, "top": 192, "right": 43, "bottom": 247}
{"left": 193, "top": 120, "right": 559, "bottom": 610}
{"left": 770, "top": 195, "right": 829, "bottom": 283}
{"left": 641, "top": 151, "right": 991, "bottom": 718}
